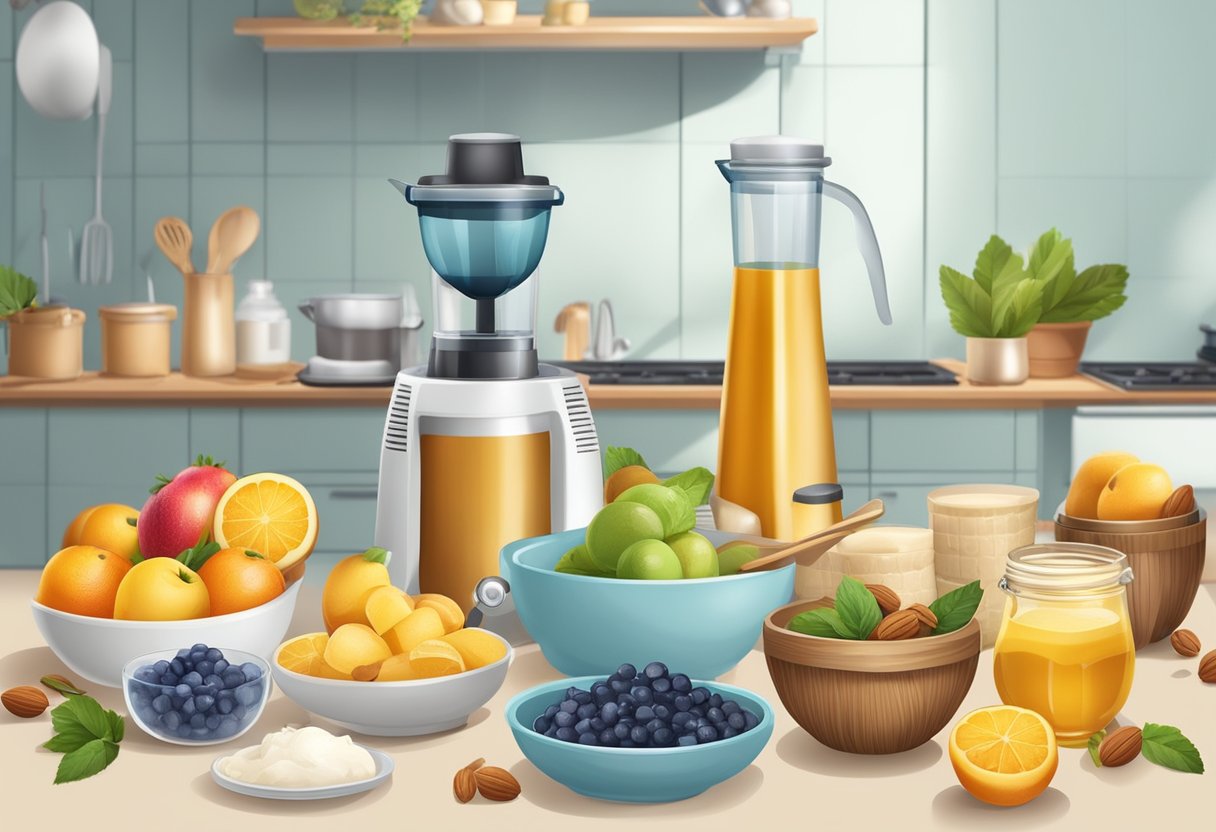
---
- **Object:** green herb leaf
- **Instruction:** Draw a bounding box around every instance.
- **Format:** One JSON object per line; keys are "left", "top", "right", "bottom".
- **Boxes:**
{"left": 363, "top": 546, "right": 390, "bottom": 564}
{"left": 834, "top": 576, "right": 883, "bottom": 640}
{"left": 930, "top": 580, "right": 984, "bottom": 634}
{"left": 997, "top": 278, "right": 1044, "bottom": 337}
{"left": 40, "top": 674, "right": 86, "bottom": 697}
{"left": 939, "top": 266, "right": 993, "bottom": 338}
{"left": 603, "top": 446, "right": 649, "bottom": 479}
{"left": 662, "top": 467, "right": 715, "bottom": 507}
{"left": 973, "top": 235, "right": 1014, "bottom": 296}
{"left": 787, "top": 608, "right": 854, "bottom": 639}
{"left": 42, "top": 727, "right": 96, "bottom": 754}
{"left": 1088, "top": 730, "right": 1106, "bottom": 767}
{"left": 0, "top": 265, "right": 39, "bottom": 317}
{"left": 56, "top": 695, "right": 112, "bottom": 742}
{"left": 54, "top": 738, "right": 119, "bottom": 785}
{"left": 105, "top": 710, "right": 125, "bottom": 744}
{"left": 1039, "top": 263, "right": 1128, "bottom": 323}
{"left": 1141, "top": 723, "right": 1204, "bottom": 774}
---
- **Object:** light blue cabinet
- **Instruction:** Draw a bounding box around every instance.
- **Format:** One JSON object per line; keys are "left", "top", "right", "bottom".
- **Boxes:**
{"left": 242, "top": 408, "right": 385, "bottom": 474}
{"left": 49, "top": 409, "right": 190, "bottom": 486}
{"left": 0, "top": 485, "right": 47, "bottom": 567}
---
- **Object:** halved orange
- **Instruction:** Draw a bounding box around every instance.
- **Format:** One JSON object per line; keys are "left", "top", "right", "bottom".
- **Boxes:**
{"left": 949, "top": 705, "right": 1058, "bottom": 807}
{"left": 213, "top": 473, "right": 318, "bottom": 573}
{"left": 277, "top": 632, "right": 329, "bottom": 674}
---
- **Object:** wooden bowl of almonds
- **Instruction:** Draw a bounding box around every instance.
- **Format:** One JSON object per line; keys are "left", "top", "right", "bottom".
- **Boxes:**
{"left": 762, "top": 579, "right": 981, "bottom": 755}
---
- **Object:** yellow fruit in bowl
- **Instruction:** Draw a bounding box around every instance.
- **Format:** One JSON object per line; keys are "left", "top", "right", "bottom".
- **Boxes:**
{"left": 604, "top": 464, "right": 660, "bottom": 503}
{"left": 62, "top": 503, "right": 140, "bottom": 560}
{"left": 323, "top": 623, "right": 392, "bottom": 675}
{"left": 408, "top": 639, "right": 465, "bottom": 678}
{"left": 1064, "top": 452, "right": 1139, "bottom": 519}
{"left": 949, "top": 705, "right": 1058, "bottom": 807}
{"left": 384, "top": 606, "right": 445, "bottom": 655}
{"left": 1096, "top": 462, "right": 1173, "bottom": 521}
{"left": 321, "top": 547, "right": 391, "bottom": 633}
{"left": 414, "top": 593, "right": 465, "bottom": 633}
{"left": 376, "top": 653, "right": 420, "bottom": 682}
{"left": 278, "top": 632, "right": 329, "bottom": 674}
{"left": 364, "top": 585, "right": 414, "bottom": 635}
{"left": 114, "top": 558, "right": 210, "bottom": 620}
{"left": 212, "top": 473, "right": 318, "bottom": 574}
{"left": 440, "top": 628, "right": 508, "bottom": 670}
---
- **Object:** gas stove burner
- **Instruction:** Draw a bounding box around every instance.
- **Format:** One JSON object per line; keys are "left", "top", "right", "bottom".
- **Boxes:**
{"left": 1082, "top": 362, "right": 1216, "bottom": 391}
{"left": 554, "top": 360, "right": 957, "bottom": 386}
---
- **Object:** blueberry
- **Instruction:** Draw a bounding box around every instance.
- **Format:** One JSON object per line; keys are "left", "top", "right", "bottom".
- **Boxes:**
{"left": 630, "top": 725, "right": 649, "bottom": 745}
{"left": 180, "top": 671, "right": 203, "bottom": 688}
{"left": 598, "top": 729, "right": 620, "bottom": 747}
{"left": 174, "top": 683, "right": 192, "bottom": 698}
{"left": 653, "top": 727, "right": 674, "bottom": 746}
{"left": 574, "top": 718, "right": 592, "bottom": 735}
{"left": 213, "top": 659, "right": 229, "bottom": 675}
{"left": 135, "top": 667, "right": 158, "bottom": 683}
{"left": 672, "top": 712, "right": 692, "bottom": 729}
{"left": 619, "top": 739, "right": 636, "bottom": 748}
{"left": 590, "top": 717, "right": 606, "bottom": 732}
{"left": 617, "top": 701, "right": 635, "bottom": 719}
{"left": 232, "top": 704, "right": 247, "bottom": 721}
{"left": 222, "top": 669, "right": 246, "bottom": 689}
{"left": 152, "top": 694, "right": 172, "bottom": 714}
{"left": 678, "top": 735, "right": 697, "bottom": 747}
{"left": 696, "top": 725, "right": 718, "bottom": 743}
{"left": 646, "top": 719, "right": 665, "bottom": 734}
{"left": 533, "top": 716, "right": 552, "bottom": 734}
{"left": 177, "top": 725, "right": 193, "bottom": 739}
{"left": 205, "top": 714, "right": 222, "bottom": 730}
{"left": 217, "top": 697, "right": 234, "bottom": 715}
{"left": 555, "top": 726, "right": 578, "bottom": 743}
{"left": 609, "top": 678, "right": 631, "bottom": 694}
{"left": 576, "top": 703, "right": 596, "bottom": 720}
{"left": 189, "top": 651, "right": 205, "bottom": 667}
{"left": 153, "top": 660, "right": 171, "bottom": 675}
{"left": 181, "top": 698, "right": 197, "bottom": 717}
{"left": 235, "top": 684, "right": 261, "bottom": 706}
{"left": 192, "top": 643, "right": 208, "bottom": 653}
{"left": 722, "top": 700, "right": 741, "bottom": 716}
{"left": 613, "top": 723, "right": 631, "bottom": 740}
{"left": 708, "top": 693, "right": 724, "bottom": 709}
{"left": 653, "top": 704, "right": 672, "bottom": 721}
{"left": 743, "top": 711, "right": 760, "bottom": 731}
{"left": 190, "top": 727, "right": 210, "bottom": 740}
{"left": 196, "top": 660, "right": 214, "bottom": 677}
{"left": 554, "top": 711, "right": 575, "bottom": 729}
{"left": 559, "top": 699, "right": 578, "bottom": 714}
{"left": 194, "top": 694, "right": 215, "bottom": 713}
{"left": 600, "top": 702, "right": 619, "bottom": 725}
{"left": 691, "top": 688, "right": 709, "bottom": 706}
{"left": 544, "top": 727, "right": 558, "bottom": 738}
{"left": 543, "top": 704, "right": 560, "bottom": 719}
{"left": 170, "top": 658, "right": 185, "bottom": 676}
{"left": 578, "top": 732, "right": 598, "bottom": 746}
{"left": 643, "top": 661, "right": 667, "bottom": 680}
{"left": 216, "top": 716, "right": 240, "bottom": 738}
{"left": 159, "top": 674, "right": 178, "bottom": 686}
{"left": 205, "top": 648, "right": 223, "bottom": 662}
{"left": 574, "top": 692, "right": 592, "bottom": 707}
{"left": 674, "top": 695, "right": 692, "bottom": 712}
{"left": 721, "top": 727, "right": 739, "bottom": 739}
{"left": 189, "top": 713, "right": 206, "bottom": 729}
{"left": 592, "top": 684, "right": 613, "bottom": 706}
{"left": 651, "top": 677, "right": 672, "bottom": 694}
{"left": 725, "top": 713, "right": 745, "bottom": 731}
{"left": 616, "top": 663, "right": 637, "bottom": 680}
{"left": 239, "top": 662, "right": 262, "bottom": 682}
{"left": 690, "top": 706, "right": 705, "bottom": 719}
{"left": 635, "top": 705, "right": 655, "bottom": 722}
{"left": 631, "top": 687, "right": 653, "bottom": 705}
{"left": 617, "top": 692, "right": 636, "bottom": 708}
{"left": 707, "top": 707, "right": 725, "bottom": 723}
{"left": 671, "top": 674, "right": 691, "bottom": 693}
{"left": 161, "top": 711, "right": 181, "bottom": 730}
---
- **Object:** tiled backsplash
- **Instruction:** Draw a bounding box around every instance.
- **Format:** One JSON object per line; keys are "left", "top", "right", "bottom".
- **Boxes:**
{"left": 0, "top": 0, "right": 1208, "bottom": 373}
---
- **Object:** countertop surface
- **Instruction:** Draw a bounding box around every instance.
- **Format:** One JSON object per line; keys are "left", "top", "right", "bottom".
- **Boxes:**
{"left": 2, "top": 572, "right": 1213, "bottom": 829}
{"left": 4, "top": 360, "right": 1216, "bottom": 409}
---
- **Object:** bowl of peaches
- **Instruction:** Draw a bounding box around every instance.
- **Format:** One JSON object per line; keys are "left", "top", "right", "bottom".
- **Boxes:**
{"left": 30, "top": 456, "right": 317, "bottom": 687}
{"left": 271, "top": 548, "right": 513, "bottom": 737}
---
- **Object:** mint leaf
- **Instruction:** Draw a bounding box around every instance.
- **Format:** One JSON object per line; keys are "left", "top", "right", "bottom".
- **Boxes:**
{"left": 1141, "top": 723, "right": 1204, "bottom": 774}
{"left": 105, "top": 709, "right": 125, "bottom": 744}
{"left": 1088, "top": 730, "right": 1105, "bottom": 767}
{"left": 834, "top": 576, "right": 883, "bottom": 640}
{"left": 787, "top": 608, "right": 854, "bottom": 639}
{"left": 603, "top": 446, "right": 649, "bottom": 479}
{"left": 58, "top": 696, "right": 112, "bottom": 742}
{"left": 43, "top": 728, "right": 95, "bottom": 754}
{"left": 0, "top": 264, "right": 38, "bottom": 317}
{"left": 930, "top": 580, "right": 984, "bottom": 635}
{"left": 939, "top": 266, "right": 993, "bottom": 338}
{"left": 662, "top": 467, "right": 714, "bottom": 507}
{"left": 54, "top": 738, "right": 119, "bottom": 785}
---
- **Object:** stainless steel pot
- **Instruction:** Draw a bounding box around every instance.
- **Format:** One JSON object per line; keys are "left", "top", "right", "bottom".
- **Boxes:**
{"left": 299, "top": 294, "right": 403, "bottom": 363}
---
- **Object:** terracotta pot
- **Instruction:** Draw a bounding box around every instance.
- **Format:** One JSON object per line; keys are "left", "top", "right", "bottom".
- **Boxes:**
{"left": 965, "top": 336, "right": 1028, "bottom": 385}
{"left": 6, "top": 306, "right": 86, "bottom": 380}
{"left": 1026, "top": 321, "right": 1092, "bottom": 378}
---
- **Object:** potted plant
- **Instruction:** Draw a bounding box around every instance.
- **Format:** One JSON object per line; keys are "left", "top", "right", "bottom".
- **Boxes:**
{"left": 1022, "top": 228, "right": 1128, "bottom": 378}
{"left": 1, "top": 264, "right": 86, "bottom": 380}
{"left": 939, "top": 237, "right": 1043, "bottom": 385}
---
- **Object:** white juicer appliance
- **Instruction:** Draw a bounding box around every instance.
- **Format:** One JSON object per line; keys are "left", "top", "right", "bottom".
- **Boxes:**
{"left": 374, "top": 133, "right": 604, "bottom": 612}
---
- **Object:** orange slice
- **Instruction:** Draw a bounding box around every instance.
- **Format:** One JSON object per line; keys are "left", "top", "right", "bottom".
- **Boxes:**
{"left": 277, "top": 632, "right": 328, "bottom": 674}
{"left": 213, "top": 473, "right": 318, "bottom": 573}
{"left": 949, "top": 705, "right": 1058, "bottom": 807}
{"left": 408, "top": 639, "right": 465, "bottom": 678}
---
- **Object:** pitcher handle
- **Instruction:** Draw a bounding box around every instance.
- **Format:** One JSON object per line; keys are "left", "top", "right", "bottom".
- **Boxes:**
{"left": 297, "top": 301, "right": 315, "bottom": 322}
{"left": 823, "top": 179, "right": 892, "bottom": 325}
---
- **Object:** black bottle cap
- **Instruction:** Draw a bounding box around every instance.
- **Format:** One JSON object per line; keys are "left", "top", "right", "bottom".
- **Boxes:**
{"left": 793, "top": 483, "right": 844, "bottom": 505}
{"left": 418, "top": 133, "right": 550, "bottom": 186}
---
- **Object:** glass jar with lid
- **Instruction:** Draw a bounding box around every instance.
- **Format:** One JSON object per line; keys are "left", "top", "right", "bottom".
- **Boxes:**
{"left": 993, "top": 543, "right": 1135, "bottom": 747}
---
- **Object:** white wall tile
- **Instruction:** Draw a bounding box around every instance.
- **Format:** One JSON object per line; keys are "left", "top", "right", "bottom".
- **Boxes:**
{"left": 791, "top": 0, "right": 826, "bottom": 65}
{"left": 135, "top": 0, "right": 189, "bottom": 143}
{"left": 997, "top": 177, "right": 1127, "bottom": 265}
{"left": 682, "top": 52, "right": 779, "bottom": 143}
{"left": 1126, "top": 177, "right": 1216, "bottom": 285}
{"left": 679, "top": 143, "right": 735, "bottom": 360}
{"left": 190, "top": 0, "right": 263, "bottom": 142}
{"left": 267, "top": 54, "right": 355, "bottom": 143}
{"left": 825, "top": 0, "right": 924, "bottom": 66}
{"left": 781, "top": 64, "right": 826, "bottom": 139}
{"left": 354, "top": 53, "right": 421, "bottom": 143}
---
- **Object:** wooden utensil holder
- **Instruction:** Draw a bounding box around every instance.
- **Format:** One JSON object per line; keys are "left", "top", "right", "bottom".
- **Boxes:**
{"left": 182, "top": 272, "right": 235, "bottom": 377}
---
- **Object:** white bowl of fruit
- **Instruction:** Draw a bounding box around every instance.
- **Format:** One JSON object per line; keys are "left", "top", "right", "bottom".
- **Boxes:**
{"left": 271, "top": 548, "right": 513, "bottom": 737}
{"left": 30, "top": 457, "right": 319, "bottom": 687}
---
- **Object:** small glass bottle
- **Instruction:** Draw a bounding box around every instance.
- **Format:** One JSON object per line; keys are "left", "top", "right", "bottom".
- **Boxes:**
{"left": 993, "top": 543, "right": 1135, "bottom": 747}
{"left": 235, "top": 280, "right": 291, "bottom": 369}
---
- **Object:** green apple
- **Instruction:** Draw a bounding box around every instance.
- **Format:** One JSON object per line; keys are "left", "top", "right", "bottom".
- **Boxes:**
{"left": 666, "top": 531, "right": 719, "bottom": 579}
{"left": 615, "top": 483, "right": 695, "bottom": 538}
{"left": 616, "top": 539, "right": 684, "bottom": 580}
{"left": 585, "top": 501, "right": 665, "bottom": 571}
{"left": 717, "top": 543, "right": 760, "bottom": 576}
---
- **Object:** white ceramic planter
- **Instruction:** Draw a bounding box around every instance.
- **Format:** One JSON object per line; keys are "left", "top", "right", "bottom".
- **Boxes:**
{"left": 965, "top": 336, "right": 1029, "bottom": 385}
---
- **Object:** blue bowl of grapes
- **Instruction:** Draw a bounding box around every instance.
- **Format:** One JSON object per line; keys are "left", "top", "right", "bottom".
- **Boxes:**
{"left": 506, "top": 664, "right": 774, "bottom": 803}
{"left": 123, "top": 645, "right": 271, "bottom": 746}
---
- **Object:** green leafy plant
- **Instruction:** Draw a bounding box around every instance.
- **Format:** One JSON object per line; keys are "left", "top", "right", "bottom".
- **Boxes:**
{"left": 939, "top": 237, "right": 1044, "bottom": 338}
{"left": 1023, "top": 228, "right": 1129, "bottom": 323}
{"left": 43, "top": 695, "right": 124, "bottom": 784}
{"left": 295, "top": 0, "right": 425, "bottom": 42}
{"left": 788, "top": 577, "right": 983, "bottom": 639}
{"left": 603, "top": 446, "right": 649, "bottom": 478}
{"left": 0, "top": 265, "right": 38, "bottom": 318}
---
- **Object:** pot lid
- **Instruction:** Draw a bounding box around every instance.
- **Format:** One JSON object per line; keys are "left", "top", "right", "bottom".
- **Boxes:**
{"left": 394, "top": 133, "right": 563, "bottom": 205}
{"left": 99, "top": 302, "right": 178, "bottom": 322}
{"left": 9, "top": 305, "right": 86, "bottom": 326}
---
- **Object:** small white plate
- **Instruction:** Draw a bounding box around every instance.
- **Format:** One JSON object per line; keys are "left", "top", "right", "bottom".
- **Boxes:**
{"left": 210, "top": 747, "right": 394, "bottom": 801}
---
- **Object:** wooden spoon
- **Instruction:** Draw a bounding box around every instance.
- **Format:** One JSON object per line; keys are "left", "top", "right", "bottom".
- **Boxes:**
{"left": 738, "top": 498, "right": 886, "bottom": 573}
{"left": 206, "top": 205, "right": 261, "bottom": 274}
{"left": 153, "top": 216, "right": 194, "bottom": 276}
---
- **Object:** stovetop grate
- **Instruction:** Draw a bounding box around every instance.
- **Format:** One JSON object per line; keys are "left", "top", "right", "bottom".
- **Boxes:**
{"left": 552, "top": 360, "right": 958, "bottom": 386}
{"left": 1082, "top": 361, "right": 1216, "bottom": 391}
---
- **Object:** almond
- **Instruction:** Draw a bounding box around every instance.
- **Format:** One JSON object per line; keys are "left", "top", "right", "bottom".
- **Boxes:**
{"left": 1200, "top": 650, "right": 1216, "bottom": 684}
{"left": 2, "top": 685, "right": 49, "bottom": 718}
{"left": 351, "top": 662, "right": 382, "bottom": 682}
{"left": 1170, "top": 629, "right": 1201, "bottom": 658}
{"left": 865, "top": 584, "right": 901, "bottom": 617}
{"left": 1098, "top": 725, "right": 1143, "bottom": 767}
{"left": 907, "top": 603, "right": 938, "bottom": 635}
{"left": 453, "top": 766, "right": 477, "bottom": 803}
{"left": 474, "top": 766, "right": 521, "bottom": 801}
{"left": 1160, "top": 484, "right": 1195, "bottom": 518}
{"left": 873, "top": 609, "right": 920, "bottom": 641}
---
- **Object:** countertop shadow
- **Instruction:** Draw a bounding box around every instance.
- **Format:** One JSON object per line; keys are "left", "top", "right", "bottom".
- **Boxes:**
{"left": 931, "top": 785, "right": 1070, "bottom": 829}
{"left": 775, "top": 728, "right": 942, "bottom": 778}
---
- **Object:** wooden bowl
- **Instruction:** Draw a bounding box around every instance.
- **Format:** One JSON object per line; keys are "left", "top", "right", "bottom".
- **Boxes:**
{"left": 1055, "top": 509, "right": 1206, "bottom": 649}
{"left": 763, "top": 599, "right": 981, "bottom": 755}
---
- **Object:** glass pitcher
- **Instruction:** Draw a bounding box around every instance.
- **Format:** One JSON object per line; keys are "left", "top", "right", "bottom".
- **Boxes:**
{"left": 713, "top": 136, "right": 891, "bottom": 545}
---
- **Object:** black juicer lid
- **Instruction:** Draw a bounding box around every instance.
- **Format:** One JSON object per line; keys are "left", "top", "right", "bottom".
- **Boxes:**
{"left": 419, "top": 133, "right": 551, "bottom": 186}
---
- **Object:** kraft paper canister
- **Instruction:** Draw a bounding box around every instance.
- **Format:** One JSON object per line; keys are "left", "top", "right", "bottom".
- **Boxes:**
{"left": 6, "top": 306, "right": 86, "bottom": 380}
{"left": 100, "top": 303, "right": 177, "bottom": 377}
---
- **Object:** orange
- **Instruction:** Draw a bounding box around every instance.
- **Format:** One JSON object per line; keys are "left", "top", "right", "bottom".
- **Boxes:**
{"left": 440, "top": 629, "right": 508, "bottom": 669}
{"left": 1064, "top": 452, "right": 1138, "bottom": 519}
{"left": 62, "top": 504, "right": 140, "bottom": 560}
{"left": 408, "top": 639, "right": 465, "bottom": 678}
{"left": 1096, "top": 462, "right": 1173, "bottom": 521}
{"left": 604, "top": 464, "right": 659, "bottom": 503}
{"left": 949, "top": 705, "right": 1058, "bottom": 807}
{"left": 212, "top": 473, "right": 318, "bottom": 573}
{"left": 36, "top": 545, "right": 133, "bottom": 618}
{"left": 278, "top": 632, "right": 329, "bottom": 674}
{"left": 197, "top": 547, "right": 286, "bottom": 616}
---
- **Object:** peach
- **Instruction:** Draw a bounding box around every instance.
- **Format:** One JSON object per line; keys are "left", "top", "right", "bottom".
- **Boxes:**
{"left": 1065, "top": 452, "right": 1139, "bottom": 519}
{"left": 1096, "top": 463, "right": 1173, "bottom": 521}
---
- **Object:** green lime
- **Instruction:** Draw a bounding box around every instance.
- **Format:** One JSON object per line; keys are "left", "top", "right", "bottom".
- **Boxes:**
{"left": 616, "top": 539, "right": 684, "bottom": 580}
{"left": 615, "top": 483, "right": 695, "bottom": 538}
{"left": 666, "top": 531, "right": 719, "bottom": 579}
{"left": 717, "top": 543, "right": 760, "bottom": 575}
{"left": 585, "top": 501, "right": 665, "bottom": 571}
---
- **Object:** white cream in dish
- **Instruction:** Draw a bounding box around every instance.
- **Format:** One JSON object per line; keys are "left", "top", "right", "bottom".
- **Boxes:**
{"left": 217, "top": 726, "right": 376, "bottom": 788}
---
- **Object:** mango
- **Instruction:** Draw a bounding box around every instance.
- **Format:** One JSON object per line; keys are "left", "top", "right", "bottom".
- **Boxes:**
{"left": 414, "top": 593, "right": 465, "bottom": 634}
{"left": 364, "top": 585, "right": 415, "bottom": 635}
{"left": 384, "top": 606, "right": 445, "bottom": 655}
{"left": 440, "top": 629, "right": 508, "bottom": 670}
{"left": 323, "top": 623, "right": 392, "bottom": 675}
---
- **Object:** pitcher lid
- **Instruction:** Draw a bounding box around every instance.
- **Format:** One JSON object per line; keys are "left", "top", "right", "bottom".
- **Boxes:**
{"left": 728, "top": 136, "right": 831, "bottom": 167}
{"left": 395, "top": 133, "right": 563, "bottom": 205}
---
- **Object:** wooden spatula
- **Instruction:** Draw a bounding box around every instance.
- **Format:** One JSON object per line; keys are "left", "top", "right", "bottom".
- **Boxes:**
{"left": 154, "top": 216, "right": 194, "bottom": 276}
{"left": 737, "top": 498, "right": 886, "bottom": 573}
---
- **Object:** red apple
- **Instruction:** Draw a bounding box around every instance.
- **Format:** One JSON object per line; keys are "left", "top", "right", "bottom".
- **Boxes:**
{"left": 137, "top": 456, "right": 237, "bottom": 558}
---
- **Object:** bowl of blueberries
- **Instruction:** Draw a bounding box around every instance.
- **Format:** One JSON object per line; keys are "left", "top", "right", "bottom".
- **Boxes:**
{"left": 123, "top": 644, "right": 271, "bottom": 745}
{"left": 505, "top": 661, "right": 773, "bottom": 803}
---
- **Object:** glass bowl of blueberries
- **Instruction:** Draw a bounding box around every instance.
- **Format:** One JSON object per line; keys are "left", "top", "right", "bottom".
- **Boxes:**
{"left": 123, "top": 644, "right": 271, "bottom": 746}
{"left": 505, "top": 661, "right": 774, "bottom": 803}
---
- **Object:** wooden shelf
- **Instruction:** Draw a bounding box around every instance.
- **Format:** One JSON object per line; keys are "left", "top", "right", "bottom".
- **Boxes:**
{"left": 233, "top": 15, "right": 818, "bottom": 53}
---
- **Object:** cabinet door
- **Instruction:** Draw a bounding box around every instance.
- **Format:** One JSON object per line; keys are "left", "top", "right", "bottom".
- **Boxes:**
{"left": 49, "top": 409, "right": 189, "bottom": 485}
{"left": 0, "top": 485, "right": 47, "bottom": 567}
{"left": 242, "top": 409, "right": 385, "bottom": 474}
{"left": 871, "top": 410, "right": 1016, "bottom": 472}
{"left": 869, "top": 483, "right": 940, "bottom": 528}
{"left": 0, "top": 410, "right": 47, "bottom": 485}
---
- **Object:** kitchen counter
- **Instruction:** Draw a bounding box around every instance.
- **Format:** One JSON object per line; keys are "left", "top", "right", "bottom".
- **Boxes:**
{"left": 2, "top": 572, "right": 1213, "bottom": 830}
{"left": 4, "top": 360, "right": 1216, "bottom": 409}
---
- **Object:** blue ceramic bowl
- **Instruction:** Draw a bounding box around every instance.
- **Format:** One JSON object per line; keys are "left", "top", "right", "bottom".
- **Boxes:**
{"left": 506, "top": 676, "right": 774, "bottom": 803}
{"left": 501, "top": 528, "right": 794, "bottom": 679}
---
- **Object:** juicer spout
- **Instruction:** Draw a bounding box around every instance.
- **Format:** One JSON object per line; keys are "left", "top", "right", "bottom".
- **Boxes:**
{"left": 823, "top": 180, "right": 892, "bottom": 325}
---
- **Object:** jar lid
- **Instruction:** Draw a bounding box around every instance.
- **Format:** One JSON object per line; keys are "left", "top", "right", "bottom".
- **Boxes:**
{"left": 1002, "top": 543, "right": 1133, "bottom": 597}
{"left": 10, "top": 305, "right": 86, "bottom": 326}
{"left": 928, "top": 484, "right": 1039, "bottom": 514}
{"left": 99, "top": 303, "right": 178, "bottom": 323}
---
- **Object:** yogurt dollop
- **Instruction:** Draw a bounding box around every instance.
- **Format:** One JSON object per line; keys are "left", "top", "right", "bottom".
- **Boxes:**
{"left": 217, "top": 726, "right": 376, "bottom": 788}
